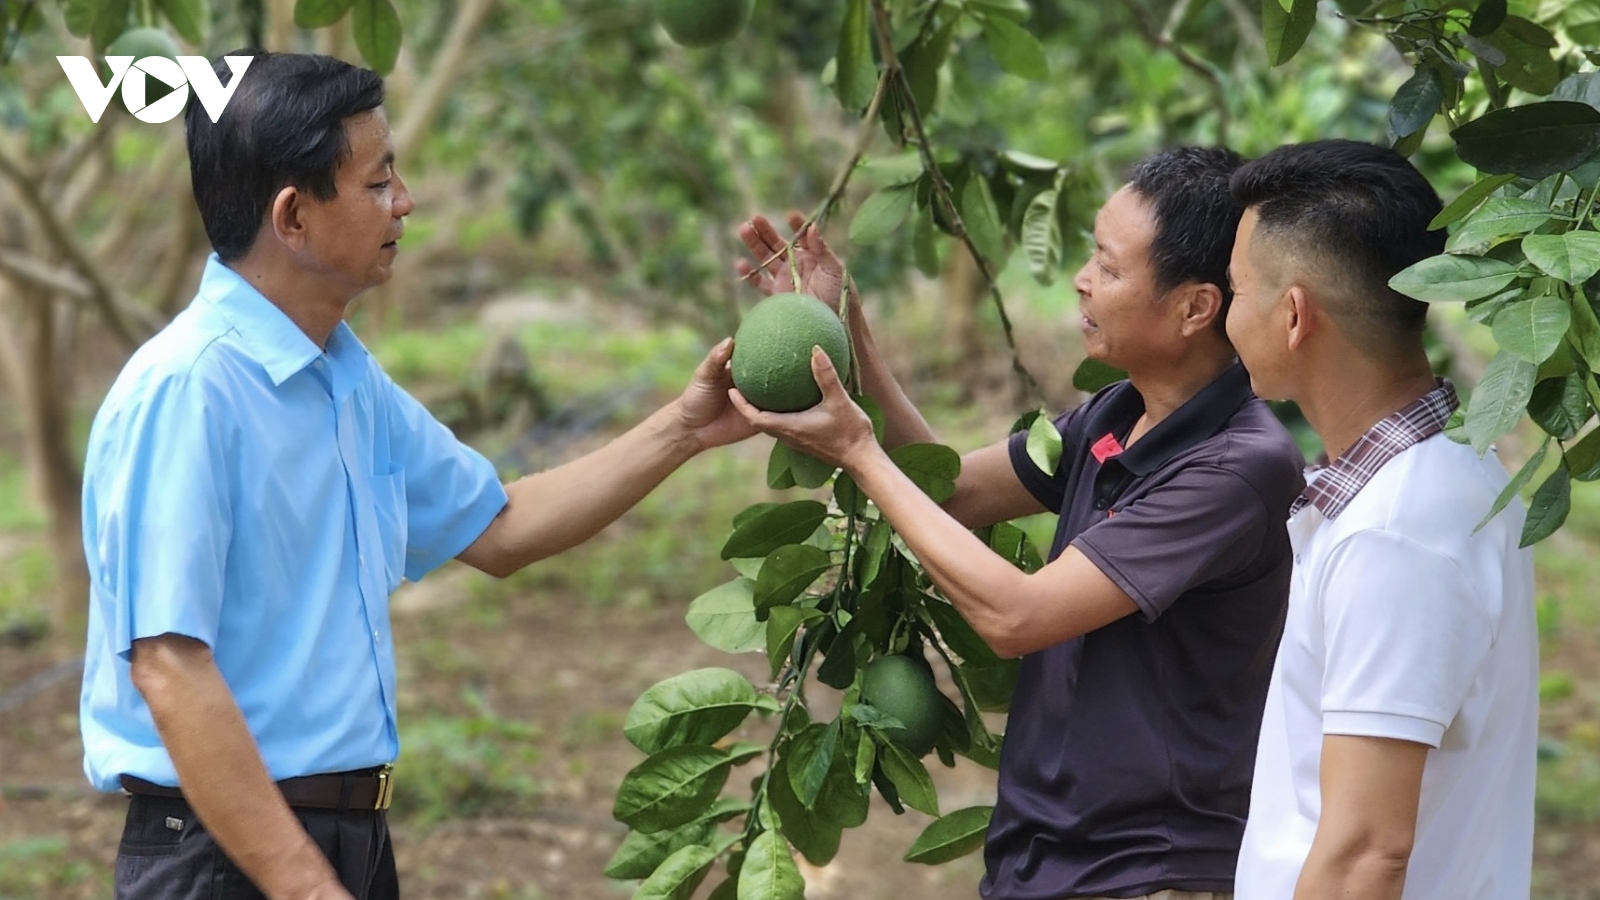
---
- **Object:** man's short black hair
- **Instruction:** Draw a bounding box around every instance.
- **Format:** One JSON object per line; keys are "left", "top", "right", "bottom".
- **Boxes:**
{"left": 185, "top": 51, "right": 385, "bottom": 261}
{"left": 1127, "top": 146, "right": 1248, "bottom": 329}
{"left": 1229, "top": 139, "right": 1444, "bottom": 338}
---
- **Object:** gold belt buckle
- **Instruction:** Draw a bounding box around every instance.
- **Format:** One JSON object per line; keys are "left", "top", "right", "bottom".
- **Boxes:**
{"left": 374, "top": 764, "right": 394, "bottom": 810}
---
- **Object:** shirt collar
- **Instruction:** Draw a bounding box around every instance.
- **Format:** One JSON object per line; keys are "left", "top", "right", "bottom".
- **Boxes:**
{"left": 1085, "top": 362, "right": 1255, "bottom": 476}
{"left": 1291, "top": 380, "right": 1459, "bottom": 520}
{"left": 196, "top": 254, "right": 367, "bottom": 392}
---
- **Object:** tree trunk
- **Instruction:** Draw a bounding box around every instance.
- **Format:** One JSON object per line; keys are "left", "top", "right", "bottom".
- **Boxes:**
{"left": 5, "top": 287, "right": 87, "bottom": 660}
{"left": 939, "top": 246, "right": 988, "bottom": 397}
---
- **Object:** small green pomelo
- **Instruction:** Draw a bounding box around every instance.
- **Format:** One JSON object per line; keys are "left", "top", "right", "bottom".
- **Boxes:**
{"left": 655, "top": 0, "right": 753, "bottom": 48}
{"left": 731, "top": 292, "right": 851, "bottom": 413}
{"left": 106, "top": 27, "right": 182, "bottom": 61}
{"left": 861, "top": 655, "right": 945, "bottom": 756}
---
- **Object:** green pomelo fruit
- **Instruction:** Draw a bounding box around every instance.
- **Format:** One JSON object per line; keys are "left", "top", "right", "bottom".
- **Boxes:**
{"left": 655, "top": 0, "right": 753, "bottom": 48}
{"left": 106, "top": 27, "right": 181, "bottom": 61}
{"left": 731, "top": 292, "right": 851, "bottom": 413}
{"left": 861, "top": 655, "right": 945, "bottom": 756}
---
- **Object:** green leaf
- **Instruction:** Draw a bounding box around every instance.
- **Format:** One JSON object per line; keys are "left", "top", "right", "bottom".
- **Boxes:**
{"left": 1389, "top": 254, "right": 1520, "bottom": 303}
{"left": 1569, "top": 288, "right": 1600, "bottom": 371}
{"left": 789, "top": 449, "right": 836, "bottom": 489}
{"left": 1569, "top": 0, "right": 1600, "bottom": 45}
{"left": 904, "top": 806, "right": 993, "bottom": 864}
{"left": 1501, "top": 14, "right": 1557, "bottom": 48}
{"left": 1468, "top": 0, "right": 1507, "bottom": 36}
{"left": 767, "top": 757, "right": 844, "bottom": 864}
{"left": 156, "top": 0, "right": 205, "bottom": 44}
{"left": 784, "top": 722, "right": 839, "bottom": 809}
{"left": 850, "top": 184, "right": 918, "bottom": 245}
{"left": 1451, "top": 102, "right": 1600, "bottom": 180}
{"left": 1492, "top": 293, "right": 1571, "bottom": 363}
{"left": 981, "top": 15, "right": 1047, "bottom": 80}
{"left": 64, "top": 0, "right": 97, "bottom": 38}
{"left": 835, "top": 0, "right": 876, "bottom": 112}
{"left": 613, "top": 747, "right": 734, "bottom": 834}
{"left": 922, "top": 599, "right": 1000, "bottom": 666}
{"left": 1553, "top": 71, "right": 1600, "bottom": 112}
{"left": 1262, "top": 0, "right": 1317, "bottom": 67}
{"left": 737, "top": 830, "right": 805, "bottom": 900}
{"left": 1025, "top": 412, "right": 1063, "bottom": 475}
{"left": 605, "top": 820, "right": 717, "bottom": 880}
{"left": 1072, "top": 358, "right": 1126, "bottom": 392}
{"left": 1568, "top": 420, "right": 1600, "bottom": 480}
{"left": 1431, "top": 173, "right": 1518, "bottom": 230}
{"left": 634, "top": 844, "right": 718, "bottom": 900}
{"left": 889, "top": 443, "right": 961, "bottom": 502}
{"left": 722, "top": 501, "right": 830, "bottom": 560}
{"left": 1521, "top": 465, "right": 1571, "bottom": 547}
{"left": 878, "top": 743, "right": 939, "bottom": 816}
{"left": 625, "top": 668, "right": 772, "bottom": 755}
{"left": 1522, "top": 232, "right": 1600, "bottom": 284}
{"left": 899, "top": 16, "right": 956, "bottom": 114}
{"left": 294, "top": 0, "right": 353, "bottom": 28}
{"left": 858, "top": 519, "right": 893, "bottom": 588}
{"left": 686, "top": 579, "right": 765, "bottom": 653}
{"left": 1465, "top": 351, "right": 1538, "bottom": 453}
{"left": 912, "top": 206, "right": 942, "bottom": 278}
{"left": 765, "top": 443, "right": 796, "bottom": 491}
{"left": 350, "top": 0, "right": 401, "bottom": 76}
{"left": 753, "top": 544, "right": 833, "bottom": 615}
{"left": 969, "top": 0, "right": 1031, "bottom": 22}
{"left": 765, "top": 606, "right": 824, "bottom": 678}
{"left": 1447, "top": 197, "right": 1553, "bottom": 249}
{"left": 1528, "top": 375, "right": 1591, "bottom": 441}
{"left": 1390, "top": 65, "right": 1444, "bottom": 139}
{"left": 91, "top": 0, "right": 131, "bottom": 52}
{"left": 1476, "top": 435, "right": 1549, "bottom": 532}
{"left": 1022, "top": 188, "right": 1063, "bottom": 285}
{"left": 960, "top": 175, "right": 1007, "bottom": 265}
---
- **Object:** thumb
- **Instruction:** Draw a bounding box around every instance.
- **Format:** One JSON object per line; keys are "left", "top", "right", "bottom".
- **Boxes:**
{"left": 810, "top": 346, "right": 846, "bottom": 398}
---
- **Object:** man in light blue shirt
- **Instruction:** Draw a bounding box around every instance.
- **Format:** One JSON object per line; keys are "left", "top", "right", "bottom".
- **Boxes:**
{"left": 81, "top": 51, "right": 753, "bottom": 900}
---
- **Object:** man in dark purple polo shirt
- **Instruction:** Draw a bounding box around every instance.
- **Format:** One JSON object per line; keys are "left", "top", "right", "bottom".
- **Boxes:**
{"left": 734, "top": 147, "right": 1304, "bottom": 899}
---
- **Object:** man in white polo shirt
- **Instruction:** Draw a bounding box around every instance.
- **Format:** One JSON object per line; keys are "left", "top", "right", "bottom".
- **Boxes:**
{"left": 1222, "top": 139, "right": 1538, "bottom": 899}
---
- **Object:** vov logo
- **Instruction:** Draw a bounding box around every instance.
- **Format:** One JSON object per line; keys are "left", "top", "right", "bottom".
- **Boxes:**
{"left": 56, "top": 55, "right": 253, "bottom": 124}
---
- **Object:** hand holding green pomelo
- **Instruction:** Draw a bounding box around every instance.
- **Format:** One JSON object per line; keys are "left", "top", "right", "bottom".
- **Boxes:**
{"left": 862, "top": 655, "right": 945, "bottom": 756}
{"left": 654, "top": 0, "right": 753, "bottom": 48}
{"left": 731, "top": 292, "right": 851, "bottom": 412}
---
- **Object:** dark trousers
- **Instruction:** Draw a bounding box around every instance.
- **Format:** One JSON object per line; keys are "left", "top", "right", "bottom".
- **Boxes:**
{"left": 115, "top": 794, "right": 398, "bottom": 900}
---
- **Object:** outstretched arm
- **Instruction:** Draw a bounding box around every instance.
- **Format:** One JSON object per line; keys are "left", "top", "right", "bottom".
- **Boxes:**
{"left": 731, "top": 349, "right": 1133, "bottom": 658}
{"left": 457, "top": 339, "right": 754, "bottom": 577}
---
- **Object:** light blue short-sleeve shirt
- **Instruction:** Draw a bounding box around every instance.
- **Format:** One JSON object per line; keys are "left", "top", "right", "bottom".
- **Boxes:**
{"left": 80, "top": 255, "right": 509, "bottom": 791}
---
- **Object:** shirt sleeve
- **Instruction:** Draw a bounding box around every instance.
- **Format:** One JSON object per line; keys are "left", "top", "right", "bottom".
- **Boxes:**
{"left": 1318, "top": 530, "right": 1497, "bottom": 748}
{"left": 385, "top": 378, "right": 509, "bottom": 581}
{"left": 1071, "top": 464, "right": 1275, "bottom": 621}
{"left": 86, "top": 373, "right": 232, "bottom": 659}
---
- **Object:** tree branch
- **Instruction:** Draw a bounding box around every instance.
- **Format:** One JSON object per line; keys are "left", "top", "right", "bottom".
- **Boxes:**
{"left": 1122, "top": 0, "right": 1232, "bottom": 144}
{"left": 392, "top": 0, "right": 497, "bottom": 165}
{"left": 867, "top": 0, "right": 1045, "bottom": 406}
{"left": 0, "top": 147, "right": 152, "bottom": 349}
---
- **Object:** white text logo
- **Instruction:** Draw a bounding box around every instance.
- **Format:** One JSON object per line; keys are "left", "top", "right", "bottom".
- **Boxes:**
{"left": 56, "top": 55, "right": 253, "bottom": 124}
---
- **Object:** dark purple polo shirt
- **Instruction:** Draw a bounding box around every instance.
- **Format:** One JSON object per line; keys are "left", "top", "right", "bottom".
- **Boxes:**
{"left": 987, "top": 362, "right": 1303, "bottom": 900}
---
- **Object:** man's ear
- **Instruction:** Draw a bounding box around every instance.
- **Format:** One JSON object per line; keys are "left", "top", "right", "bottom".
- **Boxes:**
{"left": 1285, "top": 284, "right": 1315, "bottom": 351}
{"left": 268, "top": 185, "right": 306, "bottom": 251}
{"left": 1177, "top": 282, "right": 1224, "bottom": 337}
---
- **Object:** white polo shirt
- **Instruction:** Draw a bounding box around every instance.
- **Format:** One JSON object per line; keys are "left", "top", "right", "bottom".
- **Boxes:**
{"left": 1236, "top": 433, "right": 1537, "bottom": 899}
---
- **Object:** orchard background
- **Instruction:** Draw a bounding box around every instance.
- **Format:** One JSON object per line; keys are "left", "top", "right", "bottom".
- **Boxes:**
{"left": 5, "top": 0, "right": 1600, "bottom": 896}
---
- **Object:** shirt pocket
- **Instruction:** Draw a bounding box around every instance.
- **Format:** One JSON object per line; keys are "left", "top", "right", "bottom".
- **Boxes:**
{"left": 370, "top": 468, "right": 409, "bottom": 593}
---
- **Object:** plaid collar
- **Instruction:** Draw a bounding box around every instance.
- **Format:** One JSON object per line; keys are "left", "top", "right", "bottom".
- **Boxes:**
{"left": 1291, "top": 380, "right": 1459, "bottom": 520}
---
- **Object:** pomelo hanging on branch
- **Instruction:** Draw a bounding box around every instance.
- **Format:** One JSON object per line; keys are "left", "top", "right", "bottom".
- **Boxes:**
{"left": 654, "top": 0, "right": 753, "bottom": 49}
{"left": 730, "top": 292, "right": 852, "bottom": 413}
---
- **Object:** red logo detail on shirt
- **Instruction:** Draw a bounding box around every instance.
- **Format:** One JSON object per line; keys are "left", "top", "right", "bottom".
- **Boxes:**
{"left": 1090, "top": 433, "right": 1124, "bottom": 464}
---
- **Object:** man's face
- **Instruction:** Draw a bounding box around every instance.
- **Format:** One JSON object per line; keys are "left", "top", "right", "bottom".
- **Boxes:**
{"left": 1071, "top": 186, "right": 1170, "bottom": 372}
{"left": 296, "top": 108, "right": 414, "bottom": 296}
{"left": 1225, "top": 209, "right": 1287, "bottom": 399}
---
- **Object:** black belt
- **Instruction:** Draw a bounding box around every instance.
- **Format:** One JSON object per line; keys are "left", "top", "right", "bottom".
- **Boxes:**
{"left": 119, "top": 765, "right": 395, "bottom": 811}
